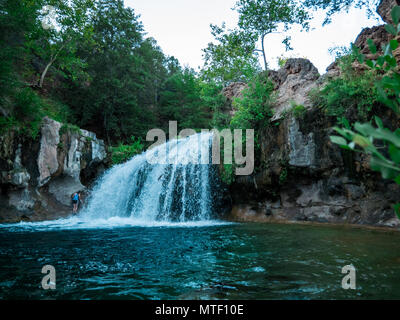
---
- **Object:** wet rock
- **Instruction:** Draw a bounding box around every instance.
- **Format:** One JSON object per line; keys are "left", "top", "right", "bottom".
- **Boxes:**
{"left": 48, "top": 176, "right": 84, "bottom": 206}
{"left": 8, "top": 189, "right": 35, "bottom": 212}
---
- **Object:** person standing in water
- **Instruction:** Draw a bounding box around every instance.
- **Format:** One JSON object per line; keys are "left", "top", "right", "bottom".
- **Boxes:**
{"left": 71, "top": 192, "right": 82, "bottom": 214}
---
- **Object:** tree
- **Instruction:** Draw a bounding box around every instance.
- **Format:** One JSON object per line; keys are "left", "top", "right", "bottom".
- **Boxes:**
{"left": 235, "top": 0, "right": 310, "bottom": 70}
{"left": 303, "top": 0, "right": 382, "bottom": 25}
{"left": 0, "top": 0, "right": 42, "bottom": 98}
{"left": 63, "top": 0, "right": 149, "bottom": 143}
{"left": 26, "top": 0, "right": 96, "bottom": 88}
{"left": 160, "top": 67, "right": 212, "bottom": 130}
{"left": 201, "top": 23, "right": 261, "bottom": 85}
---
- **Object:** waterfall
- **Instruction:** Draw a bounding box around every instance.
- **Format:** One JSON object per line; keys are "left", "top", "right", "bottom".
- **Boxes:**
{"left": 81, "top": 132, "right": 220, "bottom": 222}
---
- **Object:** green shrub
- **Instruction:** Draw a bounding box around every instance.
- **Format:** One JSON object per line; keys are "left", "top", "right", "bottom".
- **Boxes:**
{"left": 220, "top": 163, "right": 235, "bottom": 185}
{"left": 59, "top": 123, "right": 82, "bottom": 136}
{"left": 310, "top": 54, "right": 380, "bottom": 122}
{"left": 1, "top": 86, "right": 73, "bottom": 140}
{"left": 111, "top": 136, "right": 144, "bottom": 165}
{"left": 216, "top": 73, "right": 275, "bottom": 181}
{"left": 283, "top": 102, "right": 307, "bottom": 119}
{"left": 231, "top": 73, "right": 275, "bottom": 132}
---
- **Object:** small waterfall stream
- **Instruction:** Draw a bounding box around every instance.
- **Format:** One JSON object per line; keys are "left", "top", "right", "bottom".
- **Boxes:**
{"left": 81, "top": 132, "right": 219, "bottom": 222}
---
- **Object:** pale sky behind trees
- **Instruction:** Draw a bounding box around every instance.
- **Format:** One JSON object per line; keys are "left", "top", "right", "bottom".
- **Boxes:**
{"left": 125, "top": 0, "right": 382, "bottom": 74}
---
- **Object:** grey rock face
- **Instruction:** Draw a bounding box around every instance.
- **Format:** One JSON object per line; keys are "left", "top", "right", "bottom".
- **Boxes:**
{"left": 37, "top": 117, "right": 61, "bottom": 187}
{"left": 269, "top": 58, "right": 320, "bottom": 121}
{"left": 229, "top": 109, "right": 400, "bottom": 228}
{"left": 288, "top": 118, "right": 316, "bottom": 168}
{"left": 0, "top": 117, "right": 108, "bottom": 222}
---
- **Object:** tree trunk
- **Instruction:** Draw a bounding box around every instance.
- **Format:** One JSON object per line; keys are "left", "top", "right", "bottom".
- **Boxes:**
{"left": 261, "top": 34, "right": 267, "bottom": 70}
{"left": 38, "top": 58, "right": 55, "bottom": 88}
{"left": 38, "top": 43, "right": 66, "bottom": 88}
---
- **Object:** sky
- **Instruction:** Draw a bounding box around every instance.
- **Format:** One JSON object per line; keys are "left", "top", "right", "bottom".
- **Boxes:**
{"left": 124, "top": 0, "right": 382, "bottom": 74}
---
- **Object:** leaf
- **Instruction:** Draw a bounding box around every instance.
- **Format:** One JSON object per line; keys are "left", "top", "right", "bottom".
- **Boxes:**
{"left": 377, "top": 56, "right": 385, "bottom": 67}
{"left": 395, "top": 175, "right": 400, "bottom": 185}
{"left": 333, "top": 127, "right": 353, "bottom": 140}
{"left": 367, "top": 39, "right": 377, "bottom": 54}
{"left": 385, "top": 24, "right": 397, "bottom": 36}
{"left": 370, "top": 157, "right": 400, "bottom": 179}
{"left": 389, "top": 143, "right": 400, "bottom": 163}
{"left": 365, "top": 60, "right": 375, "bottom": 68}
{"left": 385, "top": 55, "right": 397, "bottom": 68}
{"left": 390, "top": 39, "right": 399, "bottom": 50}
{"left": 391, "top": 6, "right": 400, "bottom": 25}
{"left": 330, "top": 135, "right": 348, "bottom": 146}
{"left": 375, "top": 116, "right": 384, "bottom": 129}
{"left": 355, "top": 123, "right": 400, "bottom": 147}
{"left": 353, "top": 134, "right": 371, "bottom": 148}
{"left": 357, "top": 53, "right": 365, "bottom": 64}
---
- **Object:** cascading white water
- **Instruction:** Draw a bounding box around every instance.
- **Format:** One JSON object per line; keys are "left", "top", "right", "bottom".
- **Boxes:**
{"left": 81, "top": 132, "right": 216, "bottom": 222}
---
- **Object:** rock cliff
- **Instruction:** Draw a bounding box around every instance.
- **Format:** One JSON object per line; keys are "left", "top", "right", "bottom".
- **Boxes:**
{"left": 229, "top": 106, "right": 400, "bottom": 228}
{"left": 225, "top": 0, "right": 400, "bottom": 228}
{"left": 0, "top": 117, "right": 107, "bottom": 222}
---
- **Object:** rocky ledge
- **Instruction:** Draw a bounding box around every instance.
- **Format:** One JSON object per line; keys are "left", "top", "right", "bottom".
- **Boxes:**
{"left": 229, "top": 107, "right": 400, "bottom": 228}
{"left": 0, "top": 117, "right": 108, "bottom": 223}
{"left": 224, "top": 0, "right": 400, "bottom": 228}
{"left": 226, "top": 57, "right": 400, "bottom": 228}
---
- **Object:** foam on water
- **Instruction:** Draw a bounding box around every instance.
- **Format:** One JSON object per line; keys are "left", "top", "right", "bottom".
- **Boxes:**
{"left": 0, "top": 217, "right": 232, "bottom": 232}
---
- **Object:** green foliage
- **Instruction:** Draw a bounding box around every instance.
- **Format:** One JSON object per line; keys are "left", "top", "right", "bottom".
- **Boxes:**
{"left": 235, "top": 0, "right": 311, "bottom": 69}
{"left": 310, "top": 53, "right": 379, "bottom": 122}
{"left": 277, "top": 56, "right": 289, "bottom": 68}
{"left": 111, "top": 137, "right": 144, "bottom": 165}
{"left": 283, "top": 103, "right": 307, "bottom": 119}
{"left": 331, "top": 6, "right": 400, "bottom": 219}
{"left": 59, "top": 123, "right": 81, "bottom": 136}
{"left": 201, "top": 82, "right": 228, "bottom": 130}
{"left": 231, "top": 73, "right": 275, "bottom": 133}
{"left": 160, "top": 68, "right": 212, "bottom": 131}
{"left": 0, "top": 86, "right": 73, "bottom": 139}
{"left": 220, "top": 164, "right": 235, "bottom": 185}
{"left": 201, "top": 24, "right": 260, "bottom": 85}
{"left": 220, "top": 73, "right": 275, "bottom": 180}
{"left": 303, "top": 0, "right": 380, "bottom": 25}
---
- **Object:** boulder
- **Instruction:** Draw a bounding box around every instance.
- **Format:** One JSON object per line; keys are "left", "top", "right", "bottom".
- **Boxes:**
{"left": 269, "top": 58, "right": 320, "bottom": 121}
{"left": 37, "top": 117, "right": 61, "bottom": 186}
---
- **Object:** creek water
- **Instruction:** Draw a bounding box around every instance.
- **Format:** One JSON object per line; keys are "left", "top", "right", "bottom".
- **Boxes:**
{"left": 0, "top": 221, "right": 399, "bottom": 299}
{"left": 0, "top": 133, "right": 399, "bottom": 299}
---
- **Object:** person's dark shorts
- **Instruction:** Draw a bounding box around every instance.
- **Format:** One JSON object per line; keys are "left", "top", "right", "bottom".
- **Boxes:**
{"left": 72, "top": 200, "right": 78, "bottom": 204}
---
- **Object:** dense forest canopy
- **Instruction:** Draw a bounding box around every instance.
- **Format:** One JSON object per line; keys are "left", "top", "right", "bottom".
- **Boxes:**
{"left": 0, "top": 0, "right": 392, "bottom": 147}
{"left": 0, "top": 0, "right": 224, "bottom": 145}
